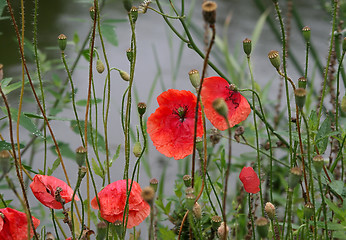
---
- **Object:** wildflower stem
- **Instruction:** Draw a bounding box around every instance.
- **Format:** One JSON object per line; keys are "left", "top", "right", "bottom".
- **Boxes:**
{"left": 304, "top": 41, "right": 310, "bottom": 79}
{"left": 335, "top": 51, "right": 345, "bottom": 133}
{"left": 248, "top": 193, "right": 256, "bottom": 240}
{"left": 317, "top": 173, "right": 328, "bottom": 239}
{"left": 51, "top": 209, "right": 61, "bottom": 240}
{"left": 147, "top": 6, "right": 185, "bottom": 19}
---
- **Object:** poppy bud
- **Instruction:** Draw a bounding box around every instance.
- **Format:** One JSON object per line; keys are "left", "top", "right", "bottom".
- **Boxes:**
{"left": 113, "top": 220, "right": 123, "bottom": 237}
{"left": 288, "top": 167, "right": 302, "bottom": 189}
{"left": 188, "top": 69, "right": 200, "bottom": 89}
{"left": 97, "top": 221, "right": 107, "bottom": 240}
{"left": 130, "top": 7, "right": 138, "bottom": 23}
{"left": 302, "top": 26, "right": 311, "bottom": 43}
{"left": 89, "top": 6, "right": 96, "bottom": 20}
{"left": 298, "top": 77, "right": 307, "bottom": 89}
{"left": 0, "top": 150, "right": 11, "bottom": 174}
{"left": 268, "top": 50, "right": 281, "bottom": 70}
{"left": 202, "top": 1, "right": 217, "bottom": 25}
{"left": 342, "top": 37, "right": 346, "bottom": 52}
{"left": 119, "top": 70, "right": 130, "bottom": 81}
{"left": 75, "top": 146, "right": 87, "bottom": 167}
{"left": 137, "top": 102, "right": 147, "bottom": 117}
{"left": 312, "top": 155, "right": 324, "bottom": 174}
{"left": 185, "top": 193, "right": 195, "bottom": 210}
{"left": 133, "top": 141, "right": 142, "bottom": 158}
{"left": 265, "top": 202, "right": 276, "bottom": 220}
{"left": 123, "top": 0, "right": 132, "bottom": 12}
{"left": 193, "top": 202, "right": 202, "bottom": 219}
{"left": 196, "top": 137, "right": 203, "bottom": 153}
{"left": 150, "top": 178, "right": 158, "bottom": 192}
{"left": 141, "top": 186, "right": 155, "bottom": 204}
{"left": 256, "top": 217, "right": 269, "bottom": 238}
{"left": 243, "top": 38, "right": 252, "bottom": 56}
{"left": 341, "top": 95, "right": 346, "bottom": 112}
{"left": 58, "top": 34, "right": 67, "bottom": 52}
{"left": 304, "top": 202, "right": 314, "bottom": 219}
{"left": 96, "top": 59, "right": 105, "bottom": 74}
{"left": 211, "top": 215, "right": 222, "bottom": 230}
{"left": 217, "top": 222, "right": 229, "bottom": 239}
{"left": 126, "top": 48, "right": 133, "bottom": 62}
{"left": 213, "top": 98, "right": 228, "bottom": 119}
{"left": 45, "top": 232, "right": 55, "bottom": 240}
{"left": 295, "top": 88, "right": 307, "bottom": 109}
{"left": 183, "top": 175, "right": 192, "bottom": 187}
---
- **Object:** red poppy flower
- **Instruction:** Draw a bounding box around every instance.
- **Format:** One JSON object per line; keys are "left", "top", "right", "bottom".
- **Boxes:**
{"left": 30, "top": 175, "right": 79, "bottom": 209}
{"left": 147, "top": 89, "right": 204, "bottom": 160}
{"left": 239, "top": 166, "right": 260, "bottom": 194}
{"left": 91, "top": 179, "right": 150, "bottom": 229}
{"left": 201, "top": 76, "right": 251, "bottom": 131}
{"left": 0, "top": 207, "right": 40, "bottom": 240}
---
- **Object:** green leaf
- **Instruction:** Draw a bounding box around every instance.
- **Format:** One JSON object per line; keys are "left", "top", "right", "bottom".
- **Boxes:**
{"left": 220, "top": 148, "right": 226, "bottom": 169}
{"left": 50, "top": 141, "right": 76, "bottom": 160}
{"left": 308, "top": 110, "right": 318, "bottom": 132}
{"left": 0, "top": 78, "right": 27, "bottom": 95}
{"left": 0, "top": 140, "right": 25, "bottom": 151}
{"left": 91, "top": 158, "right": 104, "bottom": 179}
{"left": 158, "top": 227, "right": 176, "bottom": 240}
{"left": 315, "top": 117, "right": 331, "bottom": 154}
{"left": 325, "top": 198, "right": 346, "bottom": 221}
{"left": 76, "top": 98, "right": 102, "bottom": 106}
{"left": 329, "top": 180, "right": 344, "bottom": 196}
{"left": 101, "top": 24, "right": 118, "bottom": 46}
{"left": 164, "top": 201, "right": 172, "bottom": 215}
{"left": 47, "top": 158, "right": 61, "bottom": 176}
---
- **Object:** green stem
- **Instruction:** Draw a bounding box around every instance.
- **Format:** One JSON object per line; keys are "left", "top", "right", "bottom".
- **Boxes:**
{"left": 335, "top": 51, "right": 345, "bottom": 132}
{"left": 304, "top": 42, "right": 310, "bottom": 79}
{"left": 317, "top": 174, "right": 328, "bottom": 239}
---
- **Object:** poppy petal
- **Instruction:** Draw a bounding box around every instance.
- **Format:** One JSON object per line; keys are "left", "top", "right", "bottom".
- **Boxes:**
{"left": 239, "top": 167, "right": 260, "bottom": 194}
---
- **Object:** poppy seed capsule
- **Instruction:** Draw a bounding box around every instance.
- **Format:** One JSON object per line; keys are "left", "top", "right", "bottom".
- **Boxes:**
{"left": 133, "top": 141, "right": 142, "bottom": 158}
{"left": 96, "top": 59, "right": 105, "bottom": 73}
{"left": 119, "top": 70, "right": 130, "bottom": 81}
{"left": 150, "top": 178, "right": 158, "bottom": 192}
{"left": 304, "top": 202, "right": 314, "bottom": 219}
{"left": 243, "top": 38, "right": 252, "bottom": 56}
{"left": 268, "top": 50, "right": 281, "bottom": 70}
{"left": 202, "top": 1, "right": 217, "bottom": 25}
{"left": 265, "top": 202, "right": 276, "bottom": 220}
{"left": 183, "top": 175, "right": 192, "bottom": 187}
{"left": 126, "top": 48, "right": 133, "bottom": 62}
{"left": 89, "top": 6, "right": 96, "bottom": 20}
{"left": 341, "top": 95, "right": 346, "bottom": 112}
{"left": 113, "top": 220, "right": 123, "bottom": 237}
{"left": 217, "top": 222, "right": 229, "bottom": 239}
{"left": 75, "top": 146, "right": 87, "bottom": 167}
{"left": 211, "top": 215, "right": 222, "bottom": 229}
{"left": 294, "top": 88, "right": 307, "bottom": 109}
{"left": 288, "top": 167, "right": 302, "bottom": 189}
{"left": 58, "top": 34, "right": 67, "bottom": 52}
{"left": 0, "top": 150, "right": 11, "bottom": 174}
{"left": 256, "top": 217, "right": 269, "bottom": 238}
{"left": 313, "top": 155, "right": 324, "bottom": 174}
{"left": 298, "top": 77, "right": 307, "bottom": 89}
{"left": 130, "top": 7, "right": 138, "bottom": 23}
{"left": 188, "top": 69, "right": 200, "bottom": 89}
{"left": 212, "top": 98, "right": 228, "bottom": 119}
{"left": 302, "top": 26, "right": 311, "bottom": 43}
{"left": 137, "top": 102, "right": 147, "bottom": 116}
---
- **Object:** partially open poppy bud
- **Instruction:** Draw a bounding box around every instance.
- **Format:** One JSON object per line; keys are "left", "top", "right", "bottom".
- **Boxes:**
{"left": 141, "top": 186, "right": 155, "bottom": 204}
{"left": 341, "top": 95, "right": 346, "bottom": 112}
{"left": 243, "top": 38, "right": 252, "bottom": 56}
{"left": 193, "top": 202, "right": 202, "bottom": 219}
{"left": 217, "top": 222, "right": 229, "bottom": 239}
{"left": 202, "top": 1, "right": 217, "bottom": 25}
{"left": 130, "top": 7, "right": 138, "bottom": 23}
{"left": 126, "top": 48, "right": 133, "bottom": 62}
{"left": 150, "top": 178, "right": 158, "bottom": 192}
{"left": 183, "top": 175, "right": 192, "bottom": 187}
{"left": 256, "top": 217, "right": 269, "bottom": 238}
{"left": 304, "top": 202, "right": 314, "bottom": 219}
{"left": 58, "top": 34, "right": 67, "bottom": 52}
{"left": 298, "top": 77, "right": 307, "bottom": 89}
{"left": 0, "top": 150, "right": 11, "bottom": 174}
{"left": 185, "top": 193, "right": 195, "bottom": 210}
{"left": 119, "top": 70, "right": 130, "bottom": 81}
{"left": 123, "top": 0, "right": 132, "bottom": 12}
{"left": 313, "top": 155, "right": 324, "bottom": 174}
{"left": 89, "top": 6, "right": 96, "bottom": 20}
{"left": 137, "top": 102, "right": 147, "bottom": 117}
{"left": 288, "top": 167, "right": 302, "bottom": 189}
{"left": 213, "top": 98, "right": 228, "bottom": 120}
{"left": 133, "top": 141, "right": 142, "bottom": 157}
{"left": 96, "top": 59, "right": 105, "bottom": 73}
{"left": 294, "top": 88, "right": 307, "bottom": 109}
{"left": 189, "top": 69, "right": 200, "bottom": 89}
{"left": 268, "top": 50, "right": 281, "bottom": 70}
{"left": 265, "top": 202, "right": 276, "bottom": 220}
{"left": 97, "top": 221, "right": 107, "bottom": 240}
{"left": 302, "top": 26, "right": 311, "bottom": 43}
{"left": 75, "top": 146, "right": 87, "bottom": 167}
{"left": 211, "top": 215, "right": 222, "bottom": 229}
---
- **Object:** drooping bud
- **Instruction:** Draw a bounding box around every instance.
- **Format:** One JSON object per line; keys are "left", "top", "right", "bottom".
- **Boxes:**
{"left": 243, "top": 38, "right": 252, "bottom": 56}
{"left": 302, "top": 26, "right": 311, "bottom": 43}
{"left": 202, "top": 1, "right": 217, "bottom": 25}
{"left": 137, "top": 102, "right": 147, "bottom": 117}
{"left": 298, "top": 77, "right": 307, "bottom": 89}
{"left": 188, "top": 69, "right": 200, "bottom": 89}
{"left": 268, "top": 50, "right": 281, "bottom": 70}
{"left": 130, "top": 7, "right": 138, "bottom": 23}
{"left": 141, "top": 186, "right": 155, "bottom": 204}
{"left": 192, "top": 202, "right": 202, "bottom": 219}
{"left": 97, "top": 221, "right": 107, "bottom": 240}
{"left": 217, "top": 222, "right": 229, "bottom": 239}
{"left": 265, "top": 202, "right": 276, "bottom": 220}
{"left": 149, "top": 178, "right": 158, "bottom": 192}
{"left": 183, "top": 175, "right": 192, "bottom": 187}
{"left": 312, "top": 155, "right": 324, "bottom": 174}
{"left": 119, "top": 70, "right": 130, "bottom": 81}
{"left": 304, "top": 202, "right": 314, "bottom": 219}
{"left": 133, "top": 141, "right": 142, "bottom": 158}
{"left": 295, "top": 88, "right": 307, "bottom": 109}
{"left": 256, "top": 217, "right": 269, "bottom": 238}
{"left": 288, "top": 167, "right": 302, "bottom": 189}
{"left": 0, "top": 150, "right": 11, "bottom": 174}
{"left": 75, "top": 146, "right": 87, "bottom": 167}
{"left": 213, "top": 98, "right": 228, "bottom": 119}
{"left": 96, "top": 59, "right": 105, "bottom": 73}
{"left": 58, "top": 34, "right": 67, "bottom": 52}
{"left": 89, "top": 6, "right": 96, "bottom": 20}
{"left": 123, "top": 0, "right": 132, "bottom": 12}
{"left": 341, "top": 95, "right": 346, "bottom": 112}
{"left": 211, "top": 215, "right": 222, "bottom": 230}
{"left": 126, "top": 48, "right": 133, "bottom": 62}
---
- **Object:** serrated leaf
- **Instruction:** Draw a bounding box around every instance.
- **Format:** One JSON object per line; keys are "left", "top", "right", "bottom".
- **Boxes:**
{"left": 0, "top": 140, "right": 25, "bottom": 151}
{"left": 315, "top": 117, "right": 331, "bottom": 154}
{"left": 91, "top": 158, "right": 104, "bottom": 179}
{"left": 101, "top": 24, "right": 118, "bottom": 46}
{"left": 48, "top": 158, "right": 61, "bottom": 176}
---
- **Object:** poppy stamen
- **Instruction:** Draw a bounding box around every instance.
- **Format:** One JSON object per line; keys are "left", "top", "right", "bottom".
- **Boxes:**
{"left": 174, "top": 105, "right": 189, "bottom": 122}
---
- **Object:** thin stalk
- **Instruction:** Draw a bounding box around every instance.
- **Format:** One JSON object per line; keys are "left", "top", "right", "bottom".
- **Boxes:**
{"left": 285, "top": 188, "right": 293, "bottom": 240}
{"left": 51, "top": 209, "right": 60, "bottom": 240}
{"left": 248, "top": 194, "right": 255, "bottom": 240}
{"left": 317, "top": 174, "right": 328, "bottom": 239}
{"left": 304, "top": 41, "right": 310, "bottom": 79}
{"left": 335, "top": 51, "right": 345, "bottom": 132}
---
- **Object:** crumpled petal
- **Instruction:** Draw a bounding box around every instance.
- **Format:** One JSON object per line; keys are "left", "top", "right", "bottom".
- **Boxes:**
{"left": 239, "top": 167, "right": 260, "bottom": 194}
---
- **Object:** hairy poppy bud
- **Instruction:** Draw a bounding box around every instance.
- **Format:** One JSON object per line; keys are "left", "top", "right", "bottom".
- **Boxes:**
{"left": 96, "top": 59, "right": 105, "bottom": 73}
{"left": 202, "top": 1, "right": 217, "bottom": 25}
{"left": 119, "top": 70, "right": 130, "bottom": 81}
{"left": 243, "top": 38, "right": 252, "bottom": 56}
{"left": 265, "top": 202, "right": 276, "bottom": 220}
{"left": 313, "top": 155, "right": 324, "bottom": 174}
{"left": 150, "top": 178, "right": 158, "bottom": 192}
{"left": 268, "top": 50, "right": 281, "bottom": 70}
{"left": 183, "top": 175, "right": 192, "bottom": 187}
{"left": 193, "top": 202, "right": 202, "bottom": 219}
{"left": 141, "top": 186, "right": 155, "bottom": 204}
{"left": 298, "top": 77, "right": 307, "bottom": 89}
{"left": 256, "top": 217, "right": 269, "bottom": 238}
{"left": 212, "top": 98, "right": 228, "bottom": 119}
{"left": 288, "top": 167, "right": 302, "bottom": 189}
{"left": 189, "top": 69, "right": 200, "bottom": 89}
{"left": 58, "top": 34, "right": 67, "bottom": 52}
{"left": 75, "top": 146, "right": 87, "bottom": 167}
{"left": 45, "top": 232, "right": 55, "bottom": 240}
{"left": 304, "top": 202, "right": 314, "bottom": 219}
{"left": 217, "top": 222, "right": 229, "bottom": 239}
{"left": 302, "top": 26, "right": 311, "bottom": 43}
{"left": 133, "top": 141, "right": 142, "bottom": 157}
{"left": 295, "top": 88, "right": 307, "bottom": 109}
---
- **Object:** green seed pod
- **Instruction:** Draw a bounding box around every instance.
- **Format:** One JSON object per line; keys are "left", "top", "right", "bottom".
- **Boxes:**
{"left": 202, "top": 1, "right": 218, "bottom": 25}
{"left": 126, "top": 48, "right": 133, "bottom": 62}
{"left": 288, "top": 167, "right": 302, "bottom": 189}
{"left": 89, "top": 6, "right": 96, "bottom": 20}
{"left": 119, "top": 70, "right": 130, "bottom": 81}
{"left": 130, "top": 7, "right": 138, "bottom": 23}
{"left": 211, "top": 215, "right": 222, "bottom": 230}
{"left": 58, "top": 34, "right": 67, "bottom": 52}
{"left": 304, "top": 202, "right": 314, "bottom": 219}
{"left": 113, "top": 220, "right": 123, "bottom": 237}
{"left": 97, "top": 221, "right": 107, "bottom": 240}
{"left": 137, "top": 102, "right": 147, "bottom": 117}
{"left": 188, "top": 69, "right": 200, "bottom": 89}
{"left": 256, "top": 217, "right": 269, "bottom": 238}
{"left": 294, "top": 88, "right": 307, "bottom": 109}
{"left": 298, "top": 77, "right": 307, "bottom": 89}
{"left": 75, "top": 146, "right": 87, "bottom": 167}
{"left": 243, "top": 38, "right": 252, "bottom": 56}
{"left": 302, "top": 26, "right": 311, "bottom": 43}
{"left": 212, "top": 98, "right": 228, "bottom": 119}
{"left": 183, "top": 175, "right": 192, "bottom": 187}
{"left": 268, "top": 50, "right": 281, "bottom": 70}
{"left": 133, "top": 141, "right": 142, "bottom": 158}
{"left": 313, "top": 155, "right": 324, "bottom": 174}
{"left": 96, "top": 59, "right": 105, "bottom": 74}
{"left": 149, "top": 178, "right": 158, "bottom": 192}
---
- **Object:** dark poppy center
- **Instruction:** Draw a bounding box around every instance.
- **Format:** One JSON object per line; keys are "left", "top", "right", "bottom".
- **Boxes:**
{"left": 173, "top": 105, "right": 189, "bottom": 122}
